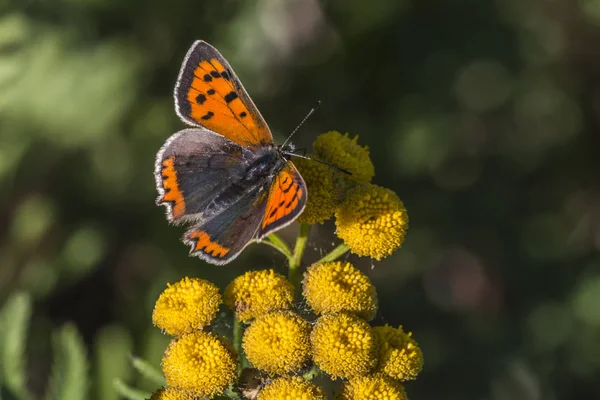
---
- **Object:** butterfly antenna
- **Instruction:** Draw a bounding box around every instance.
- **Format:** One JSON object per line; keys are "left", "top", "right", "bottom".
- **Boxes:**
{"left": 282, "top": 151, "right": 352, "bottom": 175}
{"left": 281, "top": 101, "right": 321, "bottom": 149}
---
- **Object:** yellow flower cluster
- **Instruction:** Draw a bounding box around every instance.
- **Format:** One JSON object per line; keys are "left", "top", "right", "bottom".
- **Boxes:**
{"left": 258, "top": 376, "right": 326, "bottom": 400}
{"left": 162, "top": 332, "right": 237, "bottom": 397}
{"left": 301, "top": 262, "right": 422, "bottom": 398}
{"left": 339, "top": 374, "right": 408, "bottom": 400}
{"left": 149, "top": 268, "right": 423, "bottom": 399}
{"left": 152, "top": 277, "right": 221, "bottom": 336}
{"left": 151, "top": 277, "right": 237, "bottom": 399}
{"left": 303, "top": 261, "right": 378, "bottom": 320}
{"left": 295, "top": 131, "right": 408, "bottom": 260}
{"left": 336, "top": 185, "right": 408, "bottom": 261}
{"left": 242, "top": 311, "right": 311, "bottom": 374}
{"left": 149, "top": 387, "right": 195, "bottom": 400}
{"left": 374, "top": 325, "right": 424, "bottom": 381}
{"left": 311, "top": 313, "right": 378, "bottom": 379}
{"left": 224, "top": 269, "right": 294, "bottom": 322}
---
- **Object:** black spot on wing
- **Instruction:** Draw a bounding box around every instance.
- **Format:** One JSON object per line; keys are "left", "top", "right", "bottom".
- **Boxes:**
{"left": 201, "top": 111, "right": 214, "bottom": 120}
{"left": 221, "top": 70, "right": 231, "bottom": 80}
{"left": 210, "top": 70, "right": 220, "bottom": 78}
{"left": 224, "top": 91, "right": 238, "bottom": 103}
{"left": 207, "top": 89, "right": 216, "bottom": 95}
{"left": 196, "top": 94, "right": 207, "bottom": 104}
{"left": 282, "top": 181, "right": 294, "bottom": 194}
{"left": 239, "top": 111, "right": 247, "bottom": 118}
{"left": 203, "top": 74, "right": 212, "bottom": 82}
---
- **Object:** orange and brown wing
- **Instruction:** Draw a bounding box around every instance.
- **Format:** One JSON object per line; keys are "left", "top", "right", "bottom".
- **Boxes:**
{"left": 258, "top": 161, "right": 307, "bottom": 238}
{"left": 174, "top": 40, "right": 273, "bottom": 148}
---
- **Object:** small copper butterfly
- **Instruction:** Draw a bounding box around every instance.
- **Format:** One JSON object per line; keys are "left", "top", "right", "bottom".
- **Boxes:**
{"left": 154, "top": 41, "right": 307, "bottom": 265}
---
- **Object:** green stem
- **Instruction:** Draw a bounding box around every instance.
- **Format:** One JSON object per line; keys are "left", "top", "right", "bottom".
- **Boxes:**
{"left": 288, "top": 224, "right": 311, "bottom": 290}
{"left": 263, "top": 233, "right": 292, "bottom": 259}
{"left": 315, "top": 242, "right": 350, "bottom": 264}
{"left": 233, "top": 317, "right": 243, "bottom": 375}
{"left": 302, "top": 364, "right": 321, "bottom": 381}
{"left": 112, "top": 378, "right": 151, "bottom": 400}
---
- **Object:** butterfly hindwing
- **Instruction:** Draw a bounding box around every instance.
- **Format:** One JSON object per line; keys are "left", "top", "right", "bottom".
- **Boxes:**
{"left": 155, "top": 127, "right": 250, "bottom": 223}
{"left": 174, "top": 40, "right": 273, "bottom": 148}
{"left": 258, "top": 161, "right": 307, "bottom": 238}
{"left": 183, "top": 184, "right": 269, "bottom": 264}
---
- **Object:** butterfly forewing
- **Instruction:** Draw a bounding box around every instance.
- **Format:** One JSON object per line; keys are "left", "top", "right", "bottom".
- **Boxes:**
{"left": 174, "top": 41, "right": 273, "bottom": 148}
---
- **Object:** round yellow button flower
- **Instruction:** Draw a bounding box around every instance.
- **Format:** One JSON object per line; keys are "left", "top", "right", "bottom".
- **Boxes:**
{"left": 258, "top": 376, "right": 326, "bottom": 400}
{"left": 339, "top": 374, "right": 408, "bottom": 400}
{"left": 152, "top": 277, "right": 222, "bottom": 336}
{"left": 310, "top": 313, "right": 377, "bottom": 379}
{"left": 303, "top": 261, "right": 378, "bottom": 321}
{"left": 149, "top": 387, "right": 195, "bottom": 400}
{"left": 243, "top": 311, "right": 311, "bottom": 375}
{"left": 313, "top": 131, "right": 374, "bottom": 184}
{"left": 373, "top": 325, "right": 423, "bottom": 381}
{"left": 335, "top": 184, "right": 408, "bottom": 261}
{"left": 224, "top": 269, "right": 294, "bottom": 323}
{"left": 162, "top": 332, "right": 237, "bottom": 398}
{"left": 294, "top": 156, "right": 343, "bottom": 224}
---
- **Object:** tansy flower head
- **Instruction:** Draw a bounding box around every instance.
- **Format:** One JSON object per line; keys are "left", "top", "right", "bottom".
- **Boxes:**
{"left": 149, "top": 387, "right": 195, "bottom": 400}
{"left": 243, "top": 311, "right": 311, "bottom": 375}
{"left": 335, "top": 184, "right": 408, "bottom": 261}
{"left": 339, "top": 374, "right": 408, "bottom": 400}
{"left": 152, "top": 277, "right": 221, "bottom": 336}
{"left": 313, "top": 131, "right": 374, "bottom": 184}
{"left": 224, "top": 269, "right": 294, "bottom": 323}
{"left": 294, "top": 156, "right": 344, "bottom": 224}
{"left": 373, "top": 325, "right": 423, "bottom": 381}
{"left": 303, "top": 261, "right": 378, "bottom": 321}
{"left": 310, "top": 313, "right": 377, "bottom": 379}
{"left": 162, "top": 331, "right": 237, "bottom": 398}
{"left": 258, "top": 376, "right": 326, "bottom": 400}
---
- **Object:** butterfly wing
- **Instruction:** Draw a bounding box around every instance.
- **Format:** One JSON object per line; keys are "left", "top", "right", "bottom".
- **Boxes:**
{"left": 174, "top": 40, "right": 273, "bottom": 148}
{"left": 155, "top": 128, "right": 250, "bottom": 223}
{"left": 183, "top": 183, "right": 269, "bottom": 264}
{"left": 258, "top": 161, "right": 307, "bottom": 239}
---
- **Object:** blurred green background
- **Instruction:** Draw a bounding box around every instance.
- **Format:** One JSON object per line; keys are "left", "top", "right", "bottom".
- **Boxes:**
{"left": 1, "top": 0, "right": 600, "bottom": 398}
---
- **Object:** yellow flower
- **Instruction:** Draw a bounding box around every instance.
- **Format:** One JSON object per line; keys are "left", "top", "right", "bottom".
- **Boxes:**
{"left": 339, "top": 374, "right": 408, "bottom": 400}
{"left": 313, "top": 131, "right": 374, "bottom": 184}
{"left": 258, "top": 376, "right": 326, "bottom": 400}
{"left": 224, "top": 270, "right": 294, "bottom": 323}
{"left": 243, "top": 311, "right": 311, "bottom": 375}
{"left": 373, "top": 325, "right": 423, "bottom": 381}
{"left": 303, "top": 261, "right": 378, "bottom": 321}
{"left": 162, "top": 331, "right": 237, "bottom": 398}
{"left": 310, "top": 313, "right": 377, "bottom": 379}
{"left": 152, "top": 277, "right": 221, "bottom": 336}
{"left": 335, "top": 184, "right": 408, "bottom": 260}
{"left": 148, "top": 387, "right": 195, "bottom": 400}
{"left": 294, "top": 155, "right": 343, "bottom": 224}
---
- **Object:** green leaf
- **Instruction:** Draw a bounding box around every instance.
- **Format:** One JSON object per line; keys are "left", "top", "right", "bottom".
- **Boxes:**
{"left": 130, "top": 357, "right": 165, "bottom": 387}
{"left": 44, "top": 324, "right": 88, "bottom": 400}
{"left": 0, "top": 292, "right": 32, "bottom": 400}
{"left": 112, "top": 378, "right": 151, "bottom": 400}
{"left": 94, "top": 325, "right": 133, "bottom": 400}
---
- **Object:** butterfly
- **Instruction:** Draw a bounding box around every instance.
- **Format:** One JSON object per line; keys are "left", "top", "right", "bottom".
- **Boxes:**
{"left": 154, "top": 40, "right": 307, "bottom": 265}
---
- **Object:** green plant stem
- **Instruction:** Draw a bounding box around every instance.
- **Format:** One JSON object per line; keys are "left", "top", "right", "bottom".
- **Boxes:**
{"left": 315, "top": 242, "right": 350, "bottom": 264}
{"left": 233, "top": 317, "right": 243, "bottom": 375}
{"left": 288, "top": 224, "right": 310, "bottom": 290}
{"left": 113, "top": 378, "right": 150, "bottom": 400}
{"left": 302, "top": 364, "right": 321, "bottom": 381}
{"left": 263, "top": 233, "right": 292, "bottom": 259}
